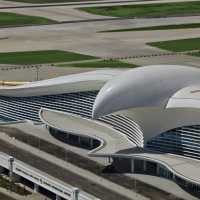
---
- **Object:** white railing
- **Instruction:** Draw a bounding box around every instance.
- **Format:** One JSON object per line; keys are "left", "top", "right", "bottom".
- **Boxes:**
{"left": 0, "top": 152, "right": 99, "bottom": 200}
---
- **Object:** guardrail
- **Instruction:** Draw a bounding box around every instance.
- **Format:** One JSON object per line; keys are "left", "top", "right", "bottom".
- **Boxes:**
{"left": 0, "top": 152, "right": 99, "bottom": 200}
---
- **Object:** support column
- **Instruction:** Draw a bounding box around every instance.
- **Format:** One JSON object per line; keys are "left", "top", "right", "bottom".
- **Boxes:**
{"left": 71, "top": 188, "right": 79, "bottom": 200}
{"left": 131, "top": 159, "right": 135, "bottom": 173}
{"left": 172, "top": 173, "right": 176, "bottom": 181}
{"left": 108, "top": 156, "right": 112, "bottom": 164}
{"left": 0, "top": 166, "right": 5, "bottom": 174}
{"left": 34, "top": 183, "right": 39, "bottom": 193}
{"left": 156, "top": 164, "right": 160, "bottom": 176}
{"left": 55, "top": 194, "right": 61, "bottom": 200}
{"left": 89, "top": 139, "right": 93, "bottom": 149}
{"left": 78, "top": 136, "right": 81, "bottom": 145}
{"left": 184, "top": 181, "right": 189, "bottom": 188}
{"left": 143, "top": 160, "right": 146, "bottom": 173}
{"left": 66, "top": 133, "right": 69, "bottom": 141}
{"left": 12, "top": 174, "right": 21, "bottom": 183}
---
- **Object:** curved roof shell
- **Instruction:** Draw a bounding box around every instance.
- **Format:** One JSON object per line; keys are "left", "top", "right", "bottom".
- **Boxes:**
{"left": 116, "top": 107, "right": 200, "bottom": 143}
{"left": 167, "top": 84, "right": 200, "bottom": 109}
{"left": 0, "top": 69, "right": 124, "bottom": 97}
{"left": 92, "top": 65, "right": 200, "bottom": 119}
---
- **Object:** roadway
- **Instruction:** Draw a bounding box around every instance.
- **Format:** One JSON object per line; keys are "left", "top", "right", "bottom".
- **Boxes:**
{"left": 1, "top": 122, "right": 199, "bottom": 200}
{"left": 0, "top": 130, "right": 147, "bottom": 200}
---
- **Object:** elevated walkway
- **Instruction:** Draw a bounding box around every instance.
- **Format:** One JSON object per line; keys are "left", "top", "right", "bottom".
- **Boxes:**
{"left": 40, "top": 108, "right": 134, "bottom": 156}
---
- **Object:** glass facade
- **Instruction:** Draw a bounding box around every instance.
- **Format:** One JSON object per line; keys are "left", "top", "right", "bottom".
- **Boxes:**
{"left": 0, "top": 91, "right": 143, "bottom": 146}
{"left": 146, "top": 125, "right": 200, "bottom": 160}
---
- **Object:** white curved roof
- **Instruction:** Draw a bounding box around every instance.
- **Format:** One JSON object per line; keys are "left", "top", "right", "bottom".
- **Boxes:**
{"left": 92, "top": 65, "right": 200, "bottom": 119}
{"left": 116, "top": 107, "right": 200, "bottom": 143}
{"left": 167, "top": 84, "right": 200, "bottom": 109}
{"left": 0, "top": 69, "right": 124, "bottom": 97}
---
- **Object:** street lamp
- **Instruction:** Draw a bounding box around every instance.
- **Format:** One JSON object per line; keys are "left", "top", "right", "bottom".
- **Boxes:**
{"left": 8, "top": 156, "right": 14, "bottom": 180}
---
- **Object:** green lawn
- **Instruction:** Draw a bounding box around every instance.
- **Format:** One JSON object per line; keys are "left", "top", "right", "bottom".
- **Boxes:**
{"left": 58, "top": 60, "right": 137, "bottom": 68}
{"left": 147, "top": 38, "right": 200, "bottom": 52}
{"left": 102, "top": 23, "right": 200, "bottom": 32}
{"left": 0, "top": 50, "right": 97, "bottom": 64}
{"left": 80, "top": 1, "right": 200, "bottom": 18}
{"left": 0, "top": 12, "right": 56, "bottom": 27}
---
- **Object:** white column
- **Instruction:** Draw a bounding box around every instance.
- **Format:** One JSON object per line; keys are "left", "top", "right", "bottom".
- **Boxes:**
{"left": 172, "top": 173, "right": 176, "bottom": 181}
{"left": 89, "top": 139, "right": 93, "bottom": 149}
{"left": 143, "top": 160, "right": 146, "bottom": 172}
{"left": 108, "top": 157, "right": 112, "bottom": 164}
{"left": 0, "top": 166, "right": 5, "bottom": 174}
{"left": 55, "top": 194, "right": 61, "bottom": 200}
{"left": 78, "top": 137, "right": 81, "bottom": 145}
{"left": 156, "top": 164, "right": 160, "bottom": 176}
{"left": 71, "top": 188, "right": 79, "bottom": 200}
{"left": 34, "top": 183, "right": 39, "bottom": 193}
{"left": 66, "top": 133, "right": 69, "bottom": 141}
{"left": 131, "top": 159, "right": 135, "bottom": 173}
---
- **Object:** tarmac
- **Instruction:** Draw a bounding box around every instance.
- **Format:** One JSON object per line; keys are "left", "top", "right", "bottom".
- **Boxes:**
{"left": 0, "top": 16, "right": 200, "bottom": 59}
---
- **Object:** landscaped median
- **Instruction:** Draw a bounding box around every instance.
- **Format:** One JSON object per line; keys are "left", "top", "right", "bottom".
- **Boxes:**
{"left": 147, "top": 38, "right": 200, "bottom": 52}
{"left": 0, "top": 50, "right": 97, "bottom": 65}
{"left": 0, "top": 50, "right": 138, "bottom": 68}
{"left": 57, "top": 60, "right": 138, "bottom": 68}
{"left": 2, "top": 0, "right": 103, "bottom": 3}
{"left": 79, "top": 1, "right": 200, "bottom": 18}
{"left": 0, "top": 12, "right": 56, "bottom": 27}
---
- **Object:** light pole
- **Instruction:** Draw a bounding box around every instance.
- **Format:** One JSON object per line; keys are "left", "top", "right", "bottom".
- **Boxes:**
{"left": 35, "top": 65, "right": 41, "bottom": 81}
{"left": 8, "top": 156, "right": 14, "bottom": 192}
{"left": 8, "top": 156, "right": 14, "bottom": 180}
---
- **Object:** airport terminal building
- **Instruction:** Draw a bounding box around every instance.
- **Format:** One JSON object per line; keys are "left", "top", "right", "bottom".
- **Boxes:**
{"left": 0, "top": 65, "right": 200, "bottom": 197}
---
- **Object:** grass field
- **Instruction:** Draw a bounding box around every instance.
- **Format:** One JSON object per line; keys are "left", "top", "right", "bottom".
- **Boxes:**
{"left": 80, "top": 1, "right": 200, "bottom": 18}
{"left": 147, "top": 38, "right": 200, "bottom": 52}
{"left": 0, "top": 12, "right": 56, "bottom": 27}
{"left": 58, "top": 60, "right": 137, "bottom": 68}
{"left": 0, "top": 50, "right": 96, "bottom": 64}
{"left": 103, "top": 23, "right": 200, "bottom": 32}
